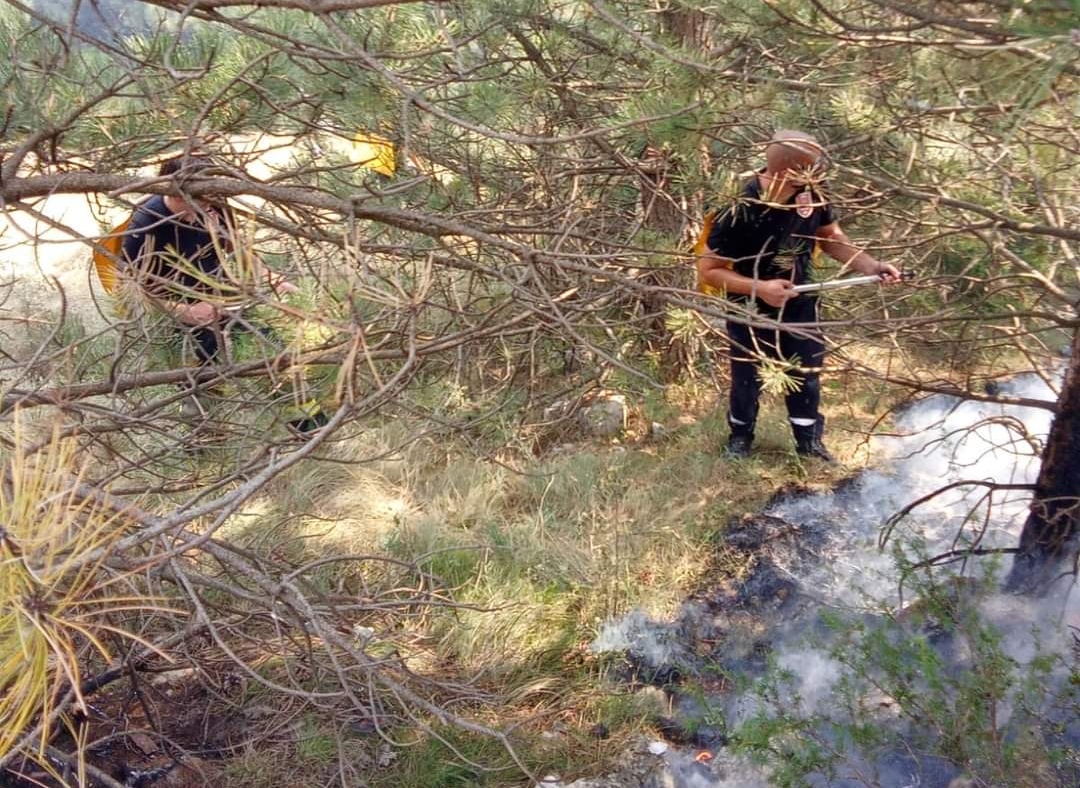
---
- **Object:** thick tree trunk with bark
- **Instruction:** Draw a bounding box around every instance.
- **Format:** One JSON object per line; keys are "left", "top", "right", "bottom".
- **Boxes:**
{"left": 1007, "top": 324, "right": 1080, "bottom": 591}
{"left": 634, "top": 2, "right": 715, "bottom": 382}
{"left": 659, "top": 3, "right": 713, "bottom": 51}
{"left": 637, "top": 146, "right": 692, "bottom": 382}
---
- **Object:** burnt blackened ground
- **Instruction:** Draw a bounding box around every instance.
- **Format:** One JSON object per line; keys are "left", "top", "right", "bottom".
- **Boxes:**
{"left": 1, "top": 666, "right": 242, "bottom": 788}
{"left": 592, "top": 479, "right": 1080, "bottom": 788}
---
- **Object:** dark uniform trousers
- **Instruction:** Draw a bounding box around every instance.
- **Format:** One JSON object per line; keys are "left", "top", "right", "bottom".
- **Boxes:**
{"left": 725, "top": 294, "right": 825, "bottom": 444}
{"left": 191, "top": 325, "right": 223, "bottom": 364}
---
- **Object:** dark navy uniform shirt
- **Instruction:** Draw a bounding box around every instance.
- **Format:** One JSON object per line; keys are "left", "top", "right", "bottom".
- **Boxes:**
{"left": 706, "top": 173, "right": 836, "bottom": 314}
{"left": 121, "top": 195, "right": 231, "bottom": 303}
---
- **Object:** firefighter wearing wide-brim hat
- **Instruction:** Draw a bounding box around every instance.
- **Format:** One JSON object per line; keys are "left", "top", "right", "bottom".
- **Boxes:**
{"left": 697, "top": 130, "right": 902, "bottom": 462}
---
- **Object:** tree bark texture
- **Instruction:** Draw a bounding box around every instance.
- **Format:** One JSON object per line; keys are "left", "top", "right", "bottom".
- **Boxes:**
{"left": 1008, "top": 323, "right": 1080, "bottom": 590}
{"left": 637, "top": 145, "right": 692, "bottom": 381}
{"left": 635, "top": 0, "right": 716, "bottom": 381}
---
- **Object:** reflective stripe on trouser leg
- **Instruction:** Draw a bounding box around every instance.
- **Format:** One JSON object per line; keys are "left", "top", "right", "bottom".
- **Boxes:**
{"left": 778, "top": 298, "right": 825, "bottom": 431}
{"left": 726, "top": 319, "right": 761, "bottom": 438}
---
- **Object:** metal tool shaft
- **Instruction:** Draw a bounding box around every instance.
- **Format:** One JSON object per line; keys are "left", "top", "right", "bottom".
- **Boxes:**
{"left": 791, "top": 274, "right": 887, "bottom": 294}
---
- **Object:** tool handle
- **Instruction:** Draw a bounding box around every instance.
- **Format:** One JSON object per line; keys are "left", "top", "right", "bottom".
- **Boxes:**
{"left": 791, "top": 269, "right": 915, "bottom": 294}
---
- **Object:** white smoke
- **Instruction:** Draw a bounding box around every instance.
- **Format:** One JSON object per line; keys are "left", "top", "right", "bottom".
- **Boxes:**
{"left": 775, "top": 647, "right": 843, "bottom": 716}
{"left": 590, "top": 608, "right": 691, "bottom": 670}
{"left": 772, "top": 374, "right": 1072, "bottom": 612}
{"left": 590, "top": 375, "right": 1078, "bottom": 787}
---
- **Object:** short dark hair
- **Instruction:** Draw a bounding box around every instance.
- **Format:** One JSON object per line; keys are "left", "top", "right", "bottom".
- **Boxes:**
{"left": 158, "top": 154, "right": 215, "bottom": 178}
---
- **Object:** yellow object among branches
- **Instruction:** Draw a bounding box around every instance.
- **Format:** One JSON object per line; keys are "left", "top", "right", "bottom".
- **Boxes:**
{"left": 91, "top": 216, "right": 131, "bottom": 295}
{"left": 348, "top": 131, "right": 396, "bottom": 177}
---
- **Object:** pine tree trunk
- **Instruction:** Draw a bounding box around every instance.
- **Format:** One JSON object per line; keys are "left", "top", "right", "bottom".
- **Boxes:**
{"left": 1006, "top": 324, "right": 1080, "bottom": 591}
{"left": 658, "top": 3, "right": 713, "bottom": 51}
{"left": 634, "top": 4, "right": 716, "bottom": 382}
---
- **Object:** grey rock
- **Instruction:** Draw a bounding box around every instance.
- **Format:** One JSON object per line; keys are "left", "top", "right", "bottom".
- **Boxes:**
{"left": 578, "top": 395, "right": 627, "bottom": 437}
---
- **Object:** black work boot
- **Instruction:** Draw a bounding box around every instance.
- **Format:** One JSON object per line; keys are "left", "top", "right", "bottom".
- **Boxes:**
{"left": 724, "top": 432, "right": 754, "bottom": 459}
{"left": 793, "top": 418, "right": 834, "bottom": 463}
{"left": 287, "top": 409, "right": 330, "bottom": 439}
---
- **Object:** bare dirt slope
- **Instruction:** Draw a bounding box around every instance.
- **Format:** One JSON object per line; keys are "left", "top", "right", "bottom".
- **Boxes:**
{"left": 1, "top": 191, "right": 121, "bottom": 354}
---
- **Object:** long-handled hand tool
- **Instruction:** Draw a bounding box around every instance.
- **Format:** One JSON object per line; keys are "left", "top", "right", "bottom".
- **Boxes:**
{"left": 791, "top": 270, "right": 915, "bottom": 294}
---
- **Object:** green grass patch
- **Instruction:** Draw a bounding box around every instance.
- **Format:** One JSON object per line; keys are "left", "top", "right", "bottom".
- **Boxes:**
{"left": 365, "top": 721, "right": 610, "bottom": 788}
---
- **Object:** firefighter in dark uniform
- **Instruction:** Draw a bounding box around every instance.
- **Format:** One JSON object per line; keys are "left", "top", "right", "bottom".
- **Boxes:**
{"left": 121, "top": 155, "right": 295, "bottom": 363}
{"left": 697, "top": 130, "right": 901, "bottom": 461}
{"left": 121, "top": 155, "right": 328, "bottom": 434}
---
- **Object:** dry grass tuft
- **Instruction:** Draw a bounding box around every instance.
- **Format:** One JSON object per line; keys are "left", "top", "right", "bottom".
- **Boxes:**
{"left": 0, "top": 415, "right": 173, "bottom": 763}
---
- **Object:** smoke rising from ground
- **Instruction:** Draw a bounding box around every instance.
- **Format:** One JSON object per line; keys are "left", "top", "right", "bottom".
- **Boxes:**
{"left": 589, "top": 377, "right": 1078, "bottom": 788}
